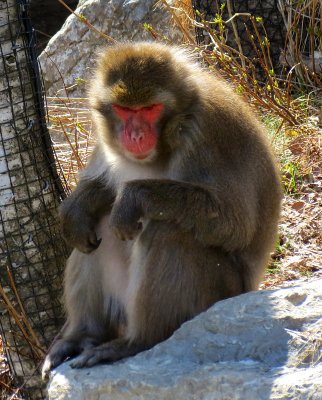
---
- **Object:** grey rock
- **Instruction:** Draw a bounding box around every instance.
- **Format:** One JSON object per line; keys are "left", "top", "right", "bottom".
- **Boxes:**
{"left": 47, "top": 279, "right": 322, "bottom": 400}
{"left": 39, "top": 0, "right": 181, "bottom": 97}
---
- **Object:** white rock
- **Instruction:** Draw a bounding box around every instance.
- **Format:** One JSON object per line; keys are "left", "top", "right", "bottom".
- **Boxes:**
{"left": 47, "top": 279, "right": 322, "bottom": 400}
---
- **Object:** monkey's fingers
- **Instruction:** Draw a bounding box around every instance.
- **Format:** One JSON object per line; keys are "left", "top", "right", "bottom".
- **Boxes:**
{"left": 42, "top": 335, "right": 93, "bottom": 379}
{"left": 42, "top": 357, "right": 52, "bottom": 381}
{"left": 70, "top": 348, "right": 105, "bottom": 369}
{"left": 42, "top": 343, "right": 74, "bottom": 380}
{"left": 42, "top": 355, "right": 63, "bottom": 381}
{"left": 87, "top": 232, "right": 102, "bottom": 251}
{"left": 74, "top": 232, "right": 102, "bottom": 254}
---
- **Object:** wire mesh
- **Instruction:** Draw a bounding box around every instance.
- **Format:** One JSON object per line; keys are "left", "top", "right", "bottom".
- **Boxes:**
{"left": 192, "top": 0, "right": 286, "bottom": 72}
{"left": 0, "top": 0, "right": 69, "bottom": 398}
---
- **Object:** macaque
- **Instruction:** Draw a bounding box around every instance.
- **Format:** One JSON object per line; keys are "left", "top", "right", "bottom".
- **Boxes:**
{"left": 42, "top": 42, "right": 282, "bottom": 378}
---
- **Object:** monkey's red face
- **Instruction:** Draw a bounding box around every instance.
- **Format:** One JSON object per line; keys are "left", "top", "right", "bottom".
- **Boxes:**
{"left": 112, "top": 103, "right": 164, "bottom": 160}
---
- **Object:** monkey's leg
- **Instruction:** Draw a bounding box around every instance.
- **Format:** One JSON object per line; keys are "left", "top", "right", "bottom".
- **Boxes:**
{"left": 69, "top": 232, "right": 162, "bottom": 369}
{"left": 67, "top": 237, "right": 146, "bottom": 369}
{"left": 42, "top": 216, "right": 129, "bottom": 377}
{"left": 70, "top": 222, "right": 247, "bottom": 369}
{"left": 42, "top": 250, "right": 106, "bottom": 379}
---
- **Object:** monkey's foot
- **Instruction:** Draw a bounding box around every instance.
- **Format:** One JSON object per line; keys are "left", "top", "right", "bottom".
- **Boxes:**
{"left": 42, "top": 355, "right": 55, "bottom": 381}
{"left": 42, "top": 338, "right": 81, "bottom": 380}
{"left": 70, "top": 347, "right": 106, "bottom": 368}
{"left": 42, "top": 349, "right": 69, "bottom": 380}
{"left": 70, "top": 339, "right": 146, "bottom": 368}
{"left": 42, "top": 337, "right": 98, "bottom": 379}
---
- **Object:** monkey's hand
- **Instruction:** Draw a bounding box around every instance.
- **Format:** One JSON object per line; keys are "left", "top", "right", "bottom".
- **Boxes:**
{"left": 60, "top": 203, "right": 102, "bottom": 254}
{"left": 109, "top": 189, "right": 143, "bottom": 241}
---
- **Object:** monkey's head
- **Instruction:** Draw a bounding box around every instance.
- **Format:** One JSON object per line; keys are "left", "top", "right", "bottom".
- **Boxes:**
{"left": 90, "top": 42, "right": 198, "bottom": 162}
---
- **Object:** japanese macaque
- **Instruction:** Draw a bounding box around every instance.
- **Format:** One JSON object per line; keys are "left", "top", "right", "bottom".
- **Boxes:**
{"left": 42, "top": 42, "right": 282, "bottom": 378}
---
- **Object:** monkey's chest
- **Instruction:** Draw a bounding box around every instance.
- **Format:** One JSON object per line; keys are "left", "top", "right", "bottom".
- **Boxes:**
{"left": 94, "top": 215, "right": 131, "bottom": 302}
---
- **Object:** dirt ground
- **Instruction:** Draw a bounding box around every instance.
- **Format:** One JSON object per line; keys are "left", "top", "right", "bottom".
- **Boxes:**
{"left": 262, "top": 134, "right": 322, "bottom": 289}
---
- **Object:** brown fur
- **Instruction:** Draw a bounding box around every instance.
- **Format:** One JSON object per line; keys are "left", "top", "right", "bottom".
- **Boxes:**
{"left": 42, "top": 42, "right": 282, "bottom": 377}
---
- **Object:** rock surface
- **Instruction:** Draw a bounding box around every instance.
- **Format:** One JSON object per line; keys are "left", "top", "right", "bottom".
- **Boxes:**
{"left": 39, "top": 0, "right": 182, "bottom": 97}
{"left": 47, "top": 279, "right": 322, "bottom": 400}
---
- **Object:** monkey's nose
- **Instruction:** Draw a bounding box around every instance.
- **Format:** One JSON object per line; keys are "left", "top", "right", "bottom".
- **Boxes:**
{"left": 131, "top": 130, "right": 144, "bottom": 142}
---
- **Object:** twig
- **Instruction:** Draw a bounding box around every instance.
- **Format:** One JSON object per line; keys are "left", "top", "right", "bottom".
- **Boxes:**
{"left": 160, "top": 0, "right": 195, "bottom": 44}
{"left": 225, "top": 1, "right": 246, "bottom": 69}
{"left": 57, "top": 0, "right": 116, "bottom": 43}
{"left": 5, "top": 267, "right": 45, "bottom": 356}
{"left": 0, "top": 283, "right": 44, "bottom": 359}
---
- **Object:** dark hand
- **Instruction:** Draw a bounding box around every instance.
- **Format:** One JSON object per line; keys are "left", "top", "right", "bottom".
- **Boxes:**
{"left": 60, "top": 204, "right": 101, "bottom": 254}
{"left": 109, "top": 186, "right": 143, "bottom": 241}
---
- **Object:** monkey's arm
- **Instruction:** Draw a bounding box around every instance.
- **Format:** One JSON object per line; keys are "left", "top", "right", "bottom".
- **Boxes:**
{"left": 110, "top": 179, "right": 257, "bottom": 251}
{"left": 60, "top": 177, "right": 115, "bottom": 253}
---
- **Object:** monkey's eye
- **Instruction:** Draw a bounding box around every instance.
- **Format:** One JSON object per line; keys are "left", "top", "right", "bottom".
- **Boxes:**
{"left": 142, "top": 105, "right": 156, "bottom": 112}
{"left": 112, "top": 104, "right": 133, "bottom": 120}
{"left": 112, "top": 104, "right": 164, "bottom": 123}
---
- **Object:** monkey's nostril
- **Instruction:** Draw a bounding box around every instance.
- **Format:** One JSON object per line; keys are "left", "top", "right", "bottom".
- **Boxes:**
{"left": 131, "top": 130, "right": 144, "bottom": 142}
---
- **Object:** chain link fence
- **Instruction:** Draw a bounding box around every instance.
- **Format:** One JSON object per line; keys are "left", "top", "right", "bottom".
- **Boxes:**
{"left": 192, "top": 0, "right": 286, "bottom": 73}
{"left": 0, "top": 0, "right": 69, "bottom": 398}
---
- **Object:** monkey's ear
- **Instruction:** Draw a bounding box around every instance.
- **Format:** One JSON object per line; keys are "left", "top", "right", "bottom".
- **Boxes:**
{"left": 88, "top": 70, "right": 116, "bottom": 109}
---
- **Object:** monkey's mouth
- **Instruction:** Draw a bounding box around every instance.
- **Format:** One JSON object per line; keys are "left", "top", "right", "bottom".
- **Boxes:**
{"left": 134, "top": 152, "right": 154, "bottom": 160}
{"left": 124, "top": 147, "right": 156, "bottom": 162}
{"left": 129, "top": 149, "right": 155, "bottom": 162}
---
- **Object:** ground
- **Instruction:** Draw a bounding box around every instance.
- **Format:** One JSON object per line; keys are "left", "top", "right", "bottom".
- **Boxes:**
{"left": 262, "top": 123, "right": 322, "bottom": 289}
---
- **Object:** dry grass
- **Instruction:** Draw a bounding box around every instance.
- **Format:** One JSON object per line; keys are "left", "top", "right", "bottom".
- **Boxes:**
{"left": 0, "top": 267, "right": 46, "bottom": 399}
{"left": 48, "top": 96, "right": 95, "bottom": 192}
{"left": 0, "top": 336, "right": 20, "bottom": 399}
{"left": 278, "top": 0, "right": 322, "bottom": 88}
{"left": 288, "top": 322, "right": 322, "bottom": 367}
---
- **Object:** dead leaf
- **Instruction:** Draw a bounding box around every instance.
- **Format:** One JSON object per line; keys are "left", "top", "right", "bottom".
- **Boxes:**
{"left": 291, "top": 201, "right": 305, "bottom": 212}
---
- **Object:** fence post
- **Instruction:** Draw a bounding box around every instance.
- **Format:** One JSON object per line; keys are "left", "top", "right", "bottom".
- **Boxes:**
{"left": 0, "top": 1, "right": 68, "bottom": 398}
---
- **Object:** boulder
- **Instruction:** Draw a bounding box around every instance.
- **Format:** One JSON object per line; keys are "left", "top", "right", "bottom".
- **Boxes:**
{"left": 47, "top": 278, "right": 322, "bottom": 400}
{"left": 39, "top": 0, "right": 182, "bottom": 97}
